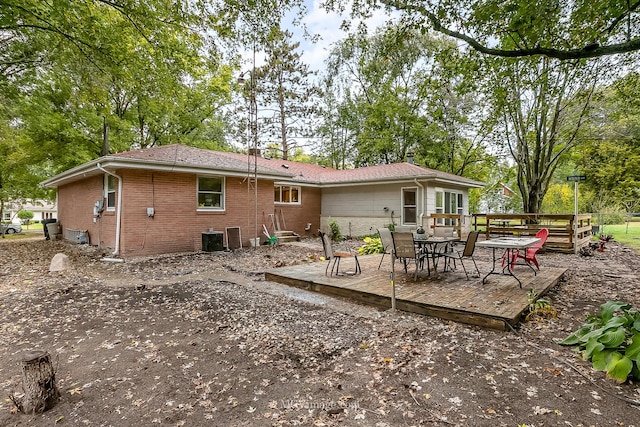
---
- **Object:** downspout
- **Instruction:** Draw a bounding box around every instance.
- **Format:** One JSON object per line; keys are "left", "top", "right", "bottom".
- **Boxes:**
{"left": 97, "top": 164, "right": 123, "bottom": 259}
{"left": 414, "top": 179, "right": 425, "bottom": 227}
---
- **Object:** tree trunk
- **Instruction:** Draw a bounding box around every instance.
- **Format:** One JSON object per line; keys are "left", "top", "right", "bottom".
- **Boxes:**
{"left": 19, "top": 351, "right": 60, "bottom": 414}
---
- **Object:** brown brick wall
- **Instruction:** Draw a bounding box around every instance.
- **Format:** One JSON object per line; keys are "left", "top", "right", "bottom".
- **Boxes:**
{"left": 56, "top": 169, "right": 320, "bottom": 257}
{"left": 276, "top": 186, "right": 321, "bottom": 237}
{"left": 117, "top": 170, "right": 277, "bottom": 256}
{"left": 57, "top": 175, "right": 116, "bottom": 249}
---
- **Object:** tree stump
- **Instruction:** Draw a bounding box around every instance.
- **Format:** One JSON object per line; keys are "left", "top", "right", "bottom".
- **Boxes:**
{"left": 18, "top": 351, "right": 60, "bottom": 414}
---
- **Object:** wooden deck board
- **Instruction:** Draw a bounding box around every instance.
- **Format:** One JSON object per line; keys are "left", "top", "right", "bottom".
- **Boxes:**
{"left": 265, "top": 254, "right": 566, "bottom": 330}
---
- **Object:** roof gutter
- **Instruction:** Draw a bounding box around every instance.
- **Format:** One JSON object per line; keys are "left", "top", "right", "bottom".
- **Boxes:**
{"left": 97, "top": 163, "right": 122, "bottom": 258}
{"left": 414, "top": 178, "right": 425, "bottom": 227}
{"left": 42, "top": 157, "right": 293, "bottom": 188}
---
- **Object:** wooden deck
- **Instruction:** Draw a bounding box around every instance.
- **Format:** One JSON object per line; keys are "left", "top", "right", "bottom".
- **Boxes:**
{"left": 265, "top": 253, "right": 566, "bottom": 330}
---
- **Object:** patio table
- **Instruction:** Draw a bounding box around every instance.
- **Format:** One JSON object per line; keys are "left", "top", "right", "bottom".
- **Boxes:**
{"left": 414, "top": 235, "right": 460, "bottom": 274}
{"left": 476, "top": 237, "right": 540, "bottom": 288}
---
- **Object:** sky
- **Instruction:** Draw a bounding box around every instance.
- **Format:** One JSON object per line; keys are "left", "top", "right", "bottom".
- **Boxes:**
{"left": 244, "top": 0, "right": 395, "bottom": 73}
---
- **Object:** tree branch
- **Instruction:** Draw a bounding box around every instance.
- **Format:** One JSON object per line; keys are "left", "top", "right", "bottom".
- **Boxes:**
{"left": 601, "top": 0, "right": 640, "bottom": 36}
{"left": 386, "top": 1, "right": 640, "bottom": 60}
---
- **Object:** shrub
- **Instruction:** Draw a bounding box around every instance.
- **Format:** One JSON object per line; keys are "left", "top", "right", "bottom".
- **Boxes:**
{"left": 327, "top": 218, "right": 342, "bottom": 242}
{"left": 560, "top": 301, "right": 640, "bottom": 383}
{"left": 524, "top": 289, "right": 557, "bottom": 321}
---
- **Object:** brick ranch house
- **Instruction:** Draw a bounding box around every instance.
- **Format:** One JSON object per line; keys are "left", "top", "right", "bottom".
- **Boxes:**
{"left": 41, "top": 144, "right": 484, "bottom": 258}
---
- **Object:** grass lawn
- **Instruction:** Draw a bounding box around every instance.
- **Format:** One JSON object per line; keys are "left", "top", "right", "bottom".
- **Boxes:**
{"left": 1, "top": 222, "right": 44, "bottom": 240}
{"left": 597, "top": 221, "right": 640, "bottom": 252}
{"left": 21, "top": 222, "right": 44, "bottom": 231}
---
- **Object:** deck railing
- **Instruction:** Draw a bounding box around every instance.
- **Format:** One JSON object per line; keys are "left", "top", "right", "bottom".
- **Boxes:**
{"left": 428, "top": 213, "right": 463, "bottom": 237}
{"left": 471, "top": 213, "right": 593, "bottom": 253}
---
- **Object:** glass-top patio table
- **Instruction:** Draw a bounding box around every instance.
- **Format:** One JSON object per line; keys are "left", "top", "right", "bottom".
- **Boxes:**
{"left": 476, "top": 237, "right": 541, "bottom": 288}
{"left": 413, "top": 235, "right": 460, "bottom": 274}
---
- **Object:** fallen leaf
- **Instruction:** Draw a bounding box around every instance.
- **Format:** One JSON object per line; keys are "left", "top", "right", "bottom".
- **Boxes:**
{"left": 68, "top": 387, "right": 82, "bottom": 395}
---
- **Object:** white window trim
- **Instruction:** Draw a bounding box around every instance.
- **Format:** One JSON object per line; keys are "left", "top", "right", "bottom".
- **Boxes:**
{"left": 274, "top": 185, "right": 301, "bottom": 205}
{"left": 401, "top": 186, "right": 418, "bottom": 225}
{"left": 435, "top": 188, "right": 464, "bottom": 225}
{"left": 105, "top": 175, "right": 116, "bottom": 212}
{"left": 197, "top": 175, "right": 225, "bottom": 211}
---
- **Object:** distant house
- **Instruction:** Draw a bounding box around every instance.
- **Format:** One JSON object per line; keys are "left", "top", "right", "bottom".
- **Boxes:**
{"left": 478, "top": 182, "right": 517, "bottom": 214}
{"left": 2, "top": 199, "right": 57, "bottom": 224}
{"left": 41, "top": 144, "right": 484, "bottom": 257}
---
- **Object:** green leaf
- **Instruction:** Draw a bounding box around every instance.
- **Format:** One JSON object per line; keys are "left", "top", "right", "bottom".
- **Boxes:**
{"left": 580, "top": 326, "right": 611, "bottom": 343}
{"left": 625, "top": 334, "right": 640, "bottom": 363}
{"left": 599, "top": 301, "right": 632, "bottom": 321}
{"left": 602, "top": 316, "right": 630, "bottom": 329}
{"left": 559, "top": 325, "right": 593, "bottom": 346}
{"left": 584, "top": 337, "right": 605, "bottom": 359}
{"left": 604, "top": 352, "right": 633, "bottom": 383}
{"left": 598, "top": 327, "right": 626, "bottom": 348}
{"left": 592, "top": 349, "right": 615, "bottom": 371}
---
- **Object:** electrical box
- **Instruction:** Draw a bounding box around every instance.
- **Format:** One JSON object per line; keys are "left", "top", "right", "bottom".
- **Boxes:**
{"left": 93, "top": 200, "right": 104, "bottom": 217}
{"left": 146, "top": 207, "right": 155, "bottom": 217}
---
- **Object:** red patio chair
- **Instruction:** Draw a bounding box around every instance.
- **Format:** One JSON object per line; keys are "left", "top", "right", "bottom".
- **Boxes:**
{"left": 512, "top": 228, "right": 549, "bottom": 271}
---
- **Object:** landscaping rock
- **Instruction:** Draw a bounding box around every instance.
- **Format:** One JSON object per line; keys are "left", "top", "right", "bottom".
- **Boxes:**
{"left": 48, "top": 253, "right": 70, "bottom": 272}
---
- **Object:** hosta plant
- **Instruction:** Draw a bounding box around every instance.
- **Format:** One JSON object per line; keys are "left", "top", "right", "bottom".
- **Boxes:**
{"left": 560, "top": 301, "right": 640, "bottom": 382}
{"left": 358, "top": 237, "right": 383, "bottom": 255}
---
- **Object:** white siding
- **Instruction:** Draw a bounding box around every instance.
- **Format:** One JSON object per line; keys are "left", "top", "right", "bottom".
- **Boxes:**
{"left": 318, "top": 181, "right": 472, "bottom": 238}
{"left": 321, "top": 184, "right": 400, "bottom": 218}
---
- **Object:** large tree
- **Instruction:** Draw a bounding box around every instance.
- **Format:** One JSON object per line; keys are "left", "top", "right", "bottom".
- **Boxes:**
{"left": 0, "top": 0, "right": 233, "bottom": 204}
{"left": 326, "top": 0, "right": 640, "bottom": 60}
{"left": 573, "top": 72, "right": 640, "bottom": 210}
{"left": 0, "top": 0, "right": 203, "bottom": 81}
{"left": 487, "top": 56, "right": 599, "bottom": 213}
{"left": 321, "top": 24, "right": 492, "bottom": 177}
{"left": 252, "top": 27, "right": 318, "bottom": 160}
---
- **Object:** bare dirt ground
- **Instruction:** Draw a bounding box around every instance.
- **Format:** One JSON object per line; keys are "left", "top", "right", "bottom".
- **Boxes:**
{"left": 0, "top": 234, "right": 639, "bottom": 427}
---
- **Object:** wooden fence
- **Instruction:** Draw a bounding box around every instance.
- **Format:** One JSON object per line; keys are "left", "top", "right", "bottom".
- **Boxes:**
{"left": 471, "top": 213, "right": 593, "bottom": 253}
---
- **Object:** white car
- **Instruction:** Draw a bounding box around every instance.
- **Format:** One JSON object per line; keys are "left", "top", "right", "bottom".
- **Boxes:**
{"left": 1, "top": 224, "right": 22, "bottom": 234}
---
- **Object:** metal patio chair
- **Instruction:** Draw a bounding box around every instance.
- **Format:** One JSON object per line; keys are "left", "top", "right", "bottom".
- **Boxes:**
{"left": 391, "top": 231, "right": 429, "bottom": 280}
{"left": 320, "top": 232, "right": 361, "bottom": 276}
{"left": 377, "top": 227, "right": 394, "bottom": 270}
{"left": 440, "top": 231, "right": 481, "bottom": 280}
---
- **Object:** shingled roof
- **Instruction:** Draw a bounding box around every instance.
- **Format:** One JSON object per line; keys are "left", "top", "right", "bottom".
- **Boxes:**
{"left": 43, "top": 144, "right": 484, "bottom": 188}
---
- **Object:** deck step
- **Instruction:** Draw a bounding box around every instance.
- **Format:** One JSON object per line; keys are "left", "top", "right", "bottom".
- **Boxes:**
{"left": 275, "top": 231, "right": 300, "bottom": 242}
